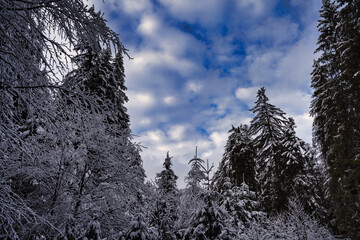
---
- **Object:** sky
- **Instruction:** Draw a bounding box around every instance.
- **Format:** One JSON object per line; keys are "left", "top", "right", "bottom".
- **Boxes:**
{"left": 89, "top": 0, "right": 322, "bottom": 188}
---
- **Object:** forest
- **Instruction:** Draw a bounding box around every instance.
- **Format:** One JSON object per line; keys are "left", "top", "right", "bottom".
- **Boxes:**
{"left": 0, "top": 0, "right": 359, "bottom": 239}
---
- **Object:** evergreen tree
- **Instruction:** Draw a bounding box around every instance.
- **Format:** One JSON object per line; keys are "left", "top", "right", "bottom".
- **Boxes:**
{"left": 273, "top": 118, "right": 309, "bottom": 212}
{"left": 155, "top": 152, "right": 178, "bottom": 196}
{"left": 249, "top": 87, "right": 287, "bottom": 213}
{"left": 185, "top": 148, "right": 206, "bottom": 193}
{"left": 53, "top": 45, "right": 147, "bottom": 235}
{"left": 212, "top": 124, "right": 257, "bottom": 192}
{"left": 122, "top": 214, "right": 157, "bottom": 240}
{"left": 152, "top": 152, "right": 179, "bottom": 240}
{"left": 183, "top": 192, "right": 234, "bottom": 240}
{"left": 311, "top": 0, "right": 360, "bottom": 237}
{"left": 176, "top": 148, "right": 206, "bottom": 234}
{"left": 220, "top": 178, "right": 265, "bottom": 231}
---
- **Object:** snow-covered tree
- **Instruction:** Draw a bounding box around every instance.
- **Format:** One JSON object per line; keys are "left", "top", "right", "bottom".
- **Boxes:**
{"left": 155, "top": 152, "right": 178, "bottom": 196}
{"left": 55, "top": 45, "right": 147, "bottom": 235}
{"left": 249, "top": 87, "right": 287, "bottom": 213}
{"left": 176, "top": 148, "right": 207, "bottom": 233}
{"left": 185, "top": 148, "right": 206, "bottom": 193}
{"left": 152, "top": 152, "right": 179, "bottom": 240}
{"left": 272, "top": 117, "right": 310, "bottom": 212}
{"left": 0, "top": 0, "right": 129, "bottom": 238}
{"left": 121, "top": 214, "right": 157, "bottom": 240}
{"left": 311, "top": 0, "right": 360, "bottom": 237}
{"left": 240, "top": 198, "right": 335, "bottom": 240}
{"left": 212, "top": 124, "right": 257, "bottom": 192}
{"left": 0, "top": 1, "right": 149, "bottom": 238}
{"left": 183, "top": 192, "right": 234, "bottom": 240}
{"left": 220, "top": 178, "right": 265, "bottom": 231}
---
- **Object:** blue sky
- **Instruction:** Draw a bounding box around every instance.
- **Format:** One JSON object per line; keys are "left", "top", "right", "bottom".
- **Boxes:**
{"left": 90, "top": 0, "right": 322, "bottom": 188}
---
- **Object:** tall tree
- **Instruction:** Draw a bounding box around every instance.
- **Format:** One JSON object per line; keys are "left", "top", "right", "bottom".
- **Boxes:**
{"left": 56, "top": 45, "right": 146, "bottom": 235}
{"left": 311, "top": 0, "right": 360, "bottom": 237}
{"left": 0, "top": 0, "right": 128, "bottom": 237}
{"left": 275, "top": 118, "right": 318, "bottom": 212}
{"left": 212, "top": 124, "right": 257, "bottom": 192}
{"left": 249, "top": 87, "right": 287, "bottom": 213}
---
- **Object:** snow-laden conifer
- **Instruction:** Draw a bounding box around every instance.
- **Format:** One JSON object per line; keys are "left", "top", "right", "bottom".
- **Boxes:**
{"left": 220, "top": 178, "right": 265, "bottom": 231}
{"left": 311, "top": 0, "right": 360, "bottom": 237}
{"left": 183, "top": 191, "right": 235, "bottom": 240}
{"left": 249, "top": 87, "right": 287, "bottom": 213}
{"left": 212, "top": 124, "right": 257, "bottom": 192}
{"left": 152, "top": 152, "right": 179, "bottom": 240}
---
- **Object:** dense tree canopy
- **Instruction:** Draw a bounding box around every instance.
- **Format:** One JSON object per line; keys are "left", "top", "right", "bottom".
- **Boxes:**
{"left": 311, "top": 0, "right": 360, "bottom": 237}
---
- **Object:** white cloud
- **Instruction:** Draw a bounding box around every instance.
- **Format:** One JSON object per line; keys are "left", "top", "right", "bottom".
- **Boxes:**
{"left": 126, "top": 91, "right": 156, "bottom": 109}
{"left": 144, "top": 130, "right": 165, "bottom": 142}
{"left": 168, "top": 125, "right": 187, "bottom": 141}
{"left": 163, "top": 96, "right": 177, "bottom": 105}
{"left": 140, "top": 118, "right": 151, "bottom": 126}
{"left": 269, "top": 90, "right": 312, "bottom": 116}
{"left": 138, "top": 15, "right": 160, "bottom": 36}
{"left": 187, "top": 81, "right": 203, "bottom": 93}
{"left": 235, "top": 87, "right": 259, "bottom": 105}
{"left": 121, "top": 0, "right": 151, "bottom": 14}
{"left": 209, "top": 131, "right": 228, "bottom": 148}
{"left": 292, "top": 113, "right": 313, "bottom": 144}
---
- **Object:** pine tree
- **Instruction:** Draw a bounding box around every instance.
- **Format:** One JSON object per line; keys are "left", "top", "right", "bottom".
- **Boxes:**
{"left": 185, "top": 147, "right": 206, "bottom": 194}
{"left": 155, "top": 152, "right": 178, "bottom": 196}
{"left": 212, "top": 124, "right": 257, "bottom": 192}
{"left": 310, "top": 0, "right": 340, "bottom": 167}
{"left": 122, "top": 214, "right": 157, "bottom": 240}
{"left": 273, "top": 118, "right": 309, "bottom": 212}
{"left": 176, "top": 148, "right": 207, "bottom": 233}
{"left": 220, "top": 178, "right": 265, "bottom": 231}
{"left": 249, "top": 87, "right": 287, "bottom": 213}
{"left": 311, "top": 0, "right": 360, "bottom": 237}
{"left": 152, "top": 152, "right": 179, "bottom": 240}
{"left": 183, "top": 192, "right": 234, "bottom": 240}
{"left": 331, "top": 0, "right": 360, "bottom": 237}
{"left": 54, "top": 45, "right": 147, "bottom": 235}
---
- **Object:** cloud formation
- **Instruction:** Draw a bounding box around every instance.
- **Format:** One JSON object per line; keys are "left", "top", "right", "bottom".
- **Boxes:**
{"left": 90, "top": 0, "right": 322, "bottom": 188}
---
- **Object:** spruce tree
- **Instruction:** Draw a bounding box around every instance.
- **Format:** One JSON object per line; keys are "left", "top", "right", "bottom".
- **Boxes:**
{"left": 153, "top": 152, "right": 179, "bottom": 240}
{"left": 311, "top": 0, "right": 360, "bottom": 237}
{"left": 176, "top": 148, "right": 206, "bottom": 233}
{"left": 212, "top": 124, "right": 257, "bottom": 192}
{"left": 275, "top": 118, "right": 317, "bottom": 212}
{"left": 57, "top": 45, "right": 146, "bottom": 234}
{"left": 185, "top": 148, "right": 206, "bottom": 193}
{"left": 122, "top": 214, "right": 157, "bottom": 240}
{"left": 220, "top": 178, "right": 264, "bottom": 231}
{"left": 249, "top": 87, "right": 287, "bottom": 213}
{"left": 183, "top": 192, "right": 233, "bottom": 240}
